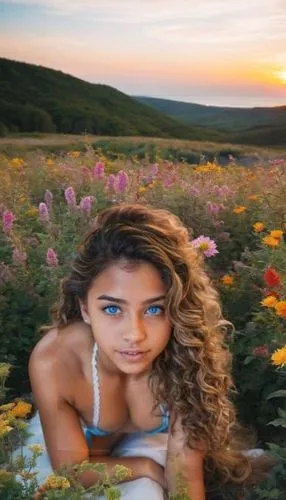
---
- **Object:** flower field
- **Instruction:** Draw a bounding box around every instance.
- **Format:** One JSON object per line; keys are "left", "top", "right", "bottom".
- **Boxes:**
{"left": 0, "top": 145, "right": 285, "bottom": 498}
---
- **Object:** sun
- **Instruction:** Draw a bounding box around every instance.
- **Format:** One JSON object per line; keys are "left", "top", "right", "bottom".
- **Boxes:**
{"left": 277, "top": 70, "right": 286, "bottom": 84}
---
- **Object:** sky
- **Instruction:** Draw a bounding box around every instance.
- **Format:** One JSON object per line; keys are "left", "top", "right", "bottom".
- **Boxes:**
{"left": 0, "top": 0, "right": 286, "bottom": 108}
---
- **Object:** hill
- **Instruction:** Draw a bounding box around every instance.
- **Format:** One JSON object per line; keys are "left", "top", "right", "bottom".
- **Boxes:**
{"left": 134, "top": 96, "right": 286, "bottom": 131}
{"left": 0, "top": 58, "right": 225, "bottom": 141}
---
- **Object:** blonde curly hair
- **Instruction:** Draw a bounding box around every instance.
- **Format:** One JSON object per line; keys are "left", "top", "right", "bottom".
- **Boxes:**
{"left": 40, "top": 203, "right": 263, "bottom": 488}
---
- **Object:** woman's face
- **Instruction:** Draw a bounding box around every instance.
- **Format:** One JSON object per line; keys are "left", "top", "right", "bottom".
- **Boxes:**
{"left": 79, "top": 260, "right": 172, "bottom": 376}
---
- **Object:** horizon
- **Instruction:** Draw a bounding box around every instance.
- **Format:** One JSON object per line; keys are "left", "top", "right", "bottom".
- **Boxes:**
{"left": 0, "top": 0, "right": 286, "bottom": 108}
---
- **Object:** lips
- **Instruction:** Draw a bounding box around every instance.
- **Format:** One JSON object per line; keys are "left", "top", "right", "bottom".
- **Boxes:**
{"left": 120, "top": 350, "right": 146, "bottom": 355}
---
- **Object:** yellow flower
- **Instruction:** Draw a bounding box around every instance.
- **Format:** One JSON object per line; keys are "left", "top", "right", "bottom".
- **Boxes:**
{"left": 233, "top": 206, "right": 247, "bottom": 214}
{"left": 261, "top": 296, "right": 278, "bottom": 308}
{"left": 69, "top": 151, "right": 81, "bottom": 158}
{"left": 221, "top": 274, "right": 234, "bottom": 286}
{"left": 271, "top": 346, "right": 286, "bottom": 367}
{"left": 10, "top": 401, "right": 32, "bottom": 418}
{"left": 139, "top": 186, "right": 146, "bottom": 193}
{"left": 274, "top": 300, "right": 286, "bottom": 318}
{"left": 46, "top": 158, "right": 54, "bottom": 166}
{"left": 0, "top": 363, "right": 10, "bottom": 379}
{"left": 25, "top": 207, "right": 38, "bottom": 218}
{"left": 18, "top": 196, "right": 27, "bottom": 204}
{"left": 262, "top": 235, "right": 280, "bottom": 247}
{"left": 28, "top": 444, "right": 45, "bottom": 454}
{"left": 43, "top": 474, "right": 71, "bottom": 490}
{"left": 269, "top": 230, "right": 283, "bottom": 240}
{"left": 0, "top": 402, "right": 16, "bottom": 412}
{"left": 0, "top": 420, "right": 13, "bottom": 438}
{"left": 253, "top": 222, "right": 265, "bottom": 233}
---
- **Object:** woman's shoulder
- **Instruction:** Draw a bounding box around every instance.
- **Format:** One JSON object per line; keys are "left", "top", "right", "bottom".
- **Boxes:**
{"left": 29, "top": 321, "right": 93, "bottom": 379}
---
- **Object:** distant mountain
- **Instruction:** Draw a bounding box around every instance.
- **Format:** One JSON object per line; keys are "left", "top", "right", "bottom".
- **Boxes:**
{"left": 135, "top": 96, "right": 286, "bottom": 132}
{"left": 0, "top": 58, "right": 225, "bottom": 141}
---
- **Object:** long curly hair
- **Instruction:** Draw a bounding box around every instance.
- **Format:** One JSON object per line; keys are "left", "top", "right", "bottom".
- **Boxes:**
{"left": 40, "top": 203, "right": 269, "bottom": 489}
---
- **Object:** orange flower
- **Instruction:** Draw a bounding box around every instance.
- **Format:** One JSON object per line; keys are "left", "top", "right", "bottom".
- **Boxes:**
{"left": 275, "top": 301, "right": 286, "bottom": 318}
{"left": 261, "top": 296, "right": 278, "bottom": 308}
{"left": 221, "top": 274, "right": 234, "bottom": 286}
{"left": 248, "top": 194, "right": 259, "bottom": 201}
{"left": 271, "top": 346, "right": 286, "bottom": 367}
{"left": 262, "top": 236, "right": 280, "bottom": 247}
{"left": 233, "top": 206, "right": 247, "bottom": 214}
{"left": 253, "top": 222, "right": 264, "bottom": 233}
{"left": 269, "top": 230, "right": 283, "bottom": 241}
{"left": 10, "top": 401, "right": 32, "bottom": 419}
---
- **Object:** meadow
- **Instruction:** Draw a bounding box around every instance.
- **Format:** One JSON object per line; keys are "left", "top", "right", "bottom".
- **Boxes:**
{"left": 0, "top": 139, "right": 285, "bottom": 498}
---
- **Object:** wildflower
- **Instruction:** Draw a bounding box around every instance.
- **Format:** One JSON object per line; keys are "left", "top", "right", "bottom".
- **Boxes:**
{"left": 12, "top": 248, "right": 27, "bottom": 265}
{"left": 221, "top": 275, "right": 234, "bottom": 286}
{"left": 0, "top": 363, "right": 10, "bottom": 379}
{"left": 28, "top": 444, "right": 45, "bottom": 455}
{"left": 106, "top": 174, "right": 116, "bottom": 191}
{"left": 64, "top": 186, "right": 76, "bottom": 208}
{"left": 151, "top": 164, "right": 159, "bottom": 177}
{"left": 261, "top": 296, "right": 278, "bottom": 308}
{"left": 269, "top": 229, "right": 283, "bottom": 241}
{"left": 25, "top": 207, "right": 38, "bottom": 218}
{"left": 139, "top": 186, "right": 146, "bottom": 194}
{"left": 275, "top": 301, "right": 286, "bottom": 318}
{"left": 0, "top": 421, "right": 13, "bottom": 438}
{"left": 42, "top": 474, "right": 71, "bottom": 490}
{"left": 0, "top": 402, "right": 15, "bottom": 412}
{"left": 271, "top": 346, "right": 286, "bottom": 367}
{"left": 93, "top": 161, "right": 105, "bottom": 179}
{"left": 117, "top": 170, "right": 129, "bottom": 193}
{"left": 39, "top": 202, "right": 50, "bottom": 222}
{"left": 207, "top": 202, "right": 223, "bottom": 217}
{"left": 46, "top": 248, "right": 58, "bottom": 267}
{"left": 263, "top": 267, "right": 281, "bottom": 288}
{"left": 253, "top": 222, "right": 265, "bottom": 233}
{"left": 70, "top": 150, "right": 81, "bottom": 158}
{"left": 191, "top": 236, "right": 219, "bottom": 257}
{"left": 79, "top": 196, "right": 94, "bottom": 215}
{"left": 233, "top": 206, "right": 247, "bottom": 214}
{"left": 189, "top": 187, "right": 200, "bottom": 196}
{"left": 44, "top": 190, "right": 53, "bottom": 209}
{"left": 10, "top": 401, "right": 32, "bottom": 418}
{"left": 2, "top": 210, "right": 15, "bottom": 233}
{"left": 262, "top": 235, "right": 280, "bottom": 247}
{"left": 214, "top": 184, "right": 233, "bottom": 198}
{"left": 252, "top": 345, "right": 269, "bottom": 358}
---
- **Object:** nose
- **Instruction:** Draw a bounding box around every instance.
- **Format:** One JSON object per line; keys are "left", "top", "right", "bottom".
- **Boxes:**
{"left": 122, "top": 314, "right": 147, "bottom": 343}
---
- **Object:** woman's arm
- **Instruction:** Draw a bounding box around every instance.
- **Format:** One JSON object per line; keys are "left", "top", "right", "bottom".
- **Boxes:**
{"left": 166, "top": 413, "right": 205, "bottom": 500}
{"left": 29, "top": 346, "right": 165, "bottom": 490}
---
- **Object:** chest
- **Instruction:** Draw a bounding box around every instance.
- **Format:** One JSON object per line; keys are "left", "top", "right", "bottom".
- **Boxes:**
{"left": 71, "top": 370, "right": 162, "bottom": 434}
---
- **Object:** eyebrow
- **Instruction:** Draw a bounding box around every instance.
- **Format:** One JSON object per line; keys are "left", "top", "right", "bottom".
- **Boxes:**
{"left": 96, "top": 294, "right": 166, "bottom": 305}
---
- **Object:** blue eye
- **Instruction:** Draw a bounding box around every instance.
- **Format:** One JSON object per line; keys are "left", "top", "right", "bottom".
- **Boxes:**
{"left": 103, "top": 305, "right": 120, "bottom": 316}
{"left": 147, "top": 306, "right": 164, "bottom": 316}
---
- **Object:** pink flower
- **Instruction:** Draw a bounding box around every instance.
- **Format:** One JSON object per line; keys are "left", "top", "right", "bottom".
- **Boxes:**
{"left": 2, "top": 210, "right": 15, "bottom": 233}
{"left": 191, "top": 235, "right": 219, "bottom": 257}
{"left": 106, "top": 174, "right": 116, "bottom": 191}
{"left": 12, "top": 248, "right": 27, "bottom": 265}
{"left": 189, "top": 187, "right": 200, "bottom": 197}
{"left": 252, "top": 345, "right": 269, "bottom": 358}
{"left": 207, "top": 202, "right": 223, "bottom": 217}
{"left": 39, "top": 202, "right": 50, "bottom": 222}
{"left": 79, "top": 196, "right": 94, "bottom": 215}
{"left": 151, "top": 164, "right": 159, "bottom": 177}
{"left": 213, "top": 184, "right": 232, "bottom": 198}
{"left": 64, "top": 186, "right": 76, "bottom": 208}
{"left": 44, "top": 190, "right": 53, "bottom": 209}
{"left": 46, "top": 248, "right": 58, "bottom": 267}
{"left": 117, "top": 170, "right": 129, "bottom": 193}
{"left": 93, "top": 161, "right": 105, "bottom": 179}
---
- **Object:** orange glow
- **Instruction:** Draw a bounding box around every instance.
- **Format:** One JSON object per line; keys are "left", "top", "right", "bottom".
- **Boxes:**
{"left": 276, "top": 70, "right": 286, "bottom": 84}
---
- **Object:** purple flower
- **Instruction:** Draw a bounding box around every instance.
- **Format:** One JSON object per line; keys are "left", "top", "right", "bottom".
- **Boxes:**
{"left": 2, "top": 210, "right": 15, "bottom": 233}
{"left": 39, "top": 202, "right": 50, "bottom": 222}
{"left": 79, "top": 196, "right": 94, "bottom": 215}
{"left": 191, "top": 235, "right": 219, "bottom": 257}
{"left": 106, "top": 174, "right": 116, "bottom": 191}
{"left": 93, "top": 161, "right": 105, "bottom": 179}
{"left": 12, "top": 248, "right": 27, "bottom": 265}
{"left": 117, "top": 170, "right": 129, "bottom": 193}
{"left": 46, "top": 248, "right": 58, "bottom": 267}
{"left": 213, "top": 184, "right": 233, "bottom": 198}
{"left": 64, "top": 186, "right": 76, "bottom": 208}
{"left": 44, "top": 190, "right": 53, "bottom": 209}
{"left": 151, "top": 164, "right": 159, "bottom": 177}
{"left": 207, "top": 202, "right": 225, "bottom": 217}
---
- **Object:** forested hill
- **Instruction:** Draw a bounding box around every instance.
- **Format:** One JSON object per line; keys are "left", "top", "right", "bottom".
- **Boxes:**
{"left": 135, "top": 96, "right": 286, "bottom": 131}
{"left": 0, "top": 58, "right": 223, "bottom": 141}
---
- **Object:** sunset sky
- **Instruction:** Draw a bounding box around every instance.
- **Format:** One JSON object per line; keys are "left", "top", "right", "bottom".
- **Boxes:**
{"left": 1, "top": 0, "right": 286, "bottom": 107}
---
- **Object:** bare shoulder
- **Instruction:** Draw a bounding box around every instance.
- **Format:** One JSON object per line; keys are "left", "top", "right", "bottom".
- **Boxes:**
{"left": 28, "top": 321, "right": 93, "bottom": 397}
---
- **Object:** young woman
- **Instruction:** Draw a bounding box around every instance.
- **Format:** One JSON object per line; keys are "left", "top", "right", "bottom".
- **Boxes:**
{"left": 29, "top": 203, "right": 255, "bottom": 499}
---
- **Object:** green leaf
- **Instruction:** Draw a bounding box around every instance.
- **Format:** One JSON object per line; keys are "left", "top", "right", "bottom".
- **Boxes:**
{"left": 266, "top": 390, "right": 286, "bottom": 400}
{"left": 244, "top": 355, "right": 255, "bottom": 365}
{"left": 268, "top": 418, "right": 286, "bottom": 428}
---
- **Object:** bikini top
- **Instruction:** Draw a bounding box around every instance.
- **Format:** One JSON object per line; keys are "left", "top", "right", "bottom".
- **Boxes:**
{"left": 84, "top": 343, "right": 169, "bottom": 442}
